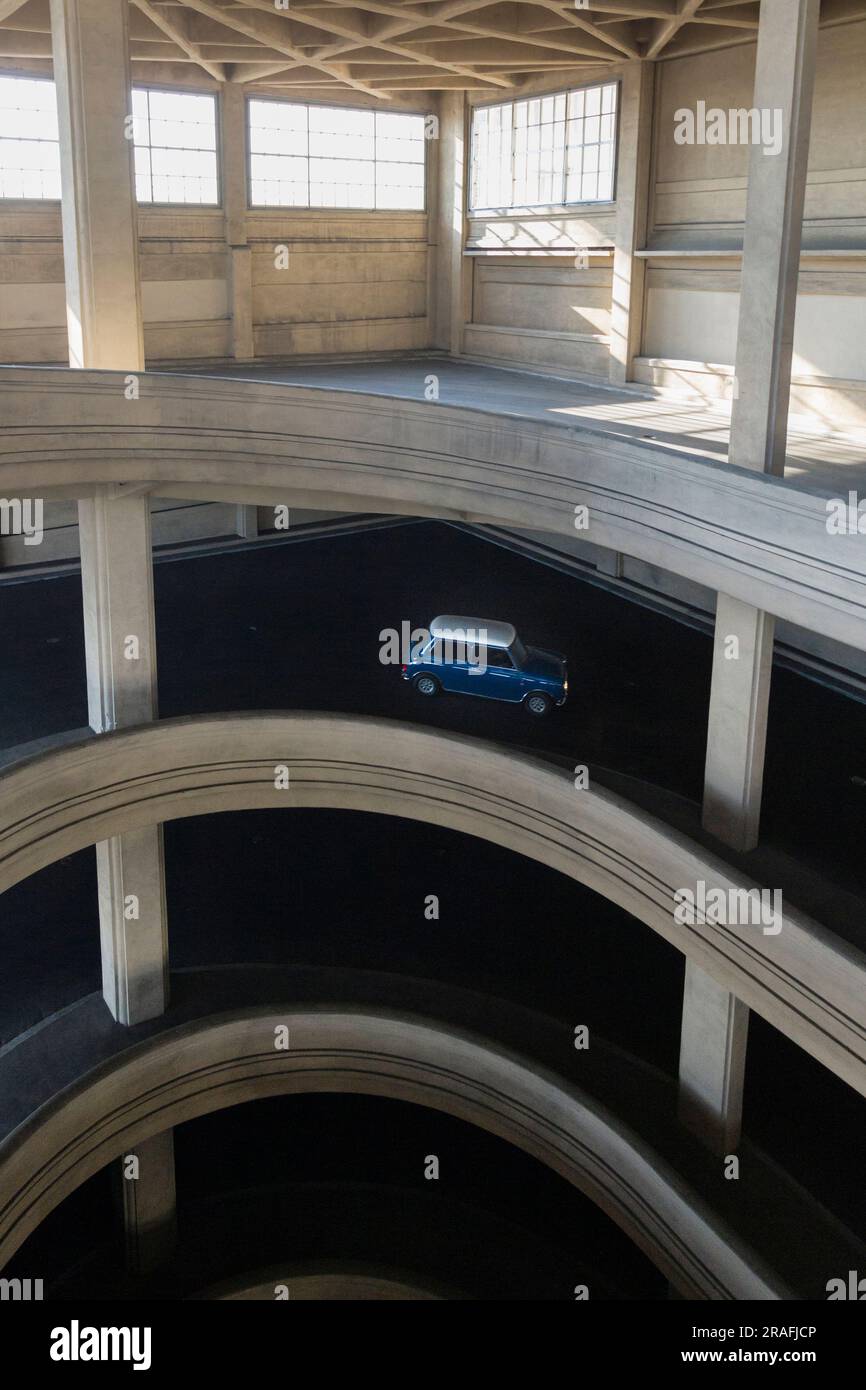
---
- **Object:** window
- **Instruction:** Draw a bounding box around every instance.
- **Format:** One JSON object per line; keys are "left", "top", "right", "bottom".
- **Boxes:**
{"left": 248, "top": 99, "right": 425, "bottom": 210}
{"left": 0, "top": 75, "right": 60, "bottom": 199}
{"left": 486, "top": 648, "right": 514, "bottom": 669}
{"left": 469, "top": 82, "right": 618, "bottom": 211}
{"left": 0, "top": 78, "right": 218, "bottom": 204}
{"left": 132, "top": 88, "right": 218, "bottom": 205}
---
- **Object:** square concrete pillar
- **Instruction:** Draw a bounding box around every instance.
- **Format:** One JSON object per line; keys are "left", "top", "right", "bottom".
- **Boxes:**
{"left": 704, "top": 0, "right": 819, "bottom": 856}
{"left": 50, "top": 0, "right": 144, "bottom": 372}
{"left": 609, "top": 61, "right": 654, "bottom": 385}
{"left": 120, "top": 1130, "right": 177, "bottom": 1276}
{"left": 689, "top": 0, "right": 819, "bottom": 1155}
{"left": 52, "top": 0, "right": 169, "bottom": 1027}
{"left": 221, "top": 83, "right": 255, "bottom": 360}
{"left": 679, "top": 961, "right": 749, "bottom": 1155}
{"left": 79, "top": 490, "right": 169, "bottom": 1024}
{"left": 433, "top": 93, "right": 468, "bottom": 356}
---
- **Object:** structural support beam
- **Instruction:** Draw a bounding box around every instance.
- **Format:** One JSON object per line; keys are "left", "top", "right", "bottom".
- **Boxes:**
{"left": 50, "top": 0, "right": 144, "bottom": 372}
{"left": 688, "top": 0, "right": 820, "bottom": 1156}
{"left": 678, "top": 961, "right": 749, "bottom": 1155}
{"left": 221, "top": 84, "right": 254, "bottom": 361}
{"left": 609, "top": 59, "right": 653, "bottom": 386}
{"left": 52, "top": 0, "right": 169, "bottom": 1026}
{"left": 79, "top": 490, "right": 169, "bottom": 1024}
{"left": 433, "top": 93, "right": 468, "bottom": 356}
{"left": 702, "top": 595, "right": 775, "bottom": 851}
{"left": 236, "top": 504, "right": 259, "bottom": 539}
{"left": 727, "top": 0, "right": 820, "bottom": 479}
{"left": 703, "top": 0, "right": 819, "bottom": 852}
{"left": 121, "top": 1130, "right": 177, "bottom": 1275}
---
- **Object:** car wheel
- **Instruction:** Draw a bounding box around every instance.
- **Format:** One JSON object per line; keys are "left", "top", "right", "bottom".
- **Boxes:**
{"left": 524, "top": 692, "right": 552, "bottom": 717}
{"left": 413, "top": 673, "right": 440, "bottom": 697}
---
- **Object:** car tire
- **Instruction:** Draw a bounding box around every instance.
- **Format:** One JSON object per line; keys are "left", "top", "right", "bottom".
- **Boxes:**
{"left": 413, "top": 673, "right": 440, "bottom": 697}
{"left": 524, "top": 691, "right": 552, "bottom": 717}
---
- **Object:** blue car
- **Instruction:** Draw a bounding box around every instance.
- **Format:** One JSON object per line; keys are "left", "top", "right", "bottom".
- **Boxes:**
{"left": 402, "top": 614, "right": 567, "bottom": 717}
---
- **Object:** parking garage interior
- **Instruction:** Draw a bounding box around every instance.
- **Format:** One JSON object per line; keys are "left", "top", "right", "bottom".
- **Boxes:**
{"left": 0, "top": 0, "right": 865, "bottom": 1323}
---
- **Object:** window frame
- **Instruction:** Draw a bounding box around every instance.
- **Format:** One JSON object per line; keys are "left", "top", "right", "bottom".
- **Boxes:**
{"left": 468, "top": 79, "right": 621, "bottom": 215}
{"left": 131, "top": 82, "right": 221, "bottom": 210}
{"left": 0, "top": 73, "right": 223, "bottom": 209}
{"left": 0, "top": 69, "right": 62, "bottom": 205}
{"left": 245, "top": 93, "right": 428, "bottom": 214}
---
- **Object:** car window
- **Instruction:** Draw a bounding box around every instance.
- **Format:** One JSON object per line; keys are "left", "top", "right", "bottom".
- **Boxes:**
{"left": 485, "top": 647, "right": 514, "bottom": 669}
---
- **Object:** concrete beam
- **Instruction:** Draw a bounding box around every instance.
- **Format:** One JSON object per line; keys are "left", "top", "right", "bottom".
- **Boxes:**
{"left": 692, "top": 0, "right": 820, "bottom": 1154}
{"left": 678, "top": 960, "right": 749, "bottom": 1155}
{"left": 433, "top": 93, "right": 468, "bottom": 355}
{"left": 703, "top": 595, "right": 775, "bottom": 852}
{"left": 79, "top": 490, "right": 168, "bottom": 1025}
{"left": 704, "top": 0, "right": 820, "bottom": 844}
{"left": 609, "top": 60, "right": 654, "bottom": 386}
{"left": 120, "top": 1130, "right": 177, "bottom": 1275}
{"left": 50, "top": 0, "right": 144, "bottom": 373}
{"left": 221, "top": 82, "right": 256, "bottom": 362}
{"left": 728, "top": 0, "right": 821, "bottom": 480}
{"left": 51, "top": 1, "right": 169, "bottom": 1027}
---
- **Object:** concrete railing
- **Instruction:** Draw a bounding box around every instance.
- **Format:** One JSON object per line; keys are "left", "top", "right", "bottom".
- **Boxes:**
{"left": 1, "top": 367, "right": 865, "bottom": 651}
{"left": 0, "top": 1002, "right": 788, "bottom": 1297}
{"left": 1, "top": 713, "right": 863, "bottom": 1097}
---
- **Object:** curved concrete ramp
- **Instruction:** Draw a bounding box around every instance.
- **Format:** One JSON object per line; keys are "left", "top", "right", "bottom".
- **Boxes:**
{"left": 1, "top": 712, "right": 863, "bottom": 1095}
{"left": 0, "top": 1001, "right": 787, "bottom": 1298}
{"left": 1, "top": 367, "right": 864, "bottom": 650}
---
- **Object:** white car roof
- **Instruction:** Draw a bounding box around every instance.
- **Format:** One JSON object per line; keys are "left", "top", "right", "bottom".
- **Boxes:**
{"left": 429, "top": 615, "right": 517, "bottom": 649}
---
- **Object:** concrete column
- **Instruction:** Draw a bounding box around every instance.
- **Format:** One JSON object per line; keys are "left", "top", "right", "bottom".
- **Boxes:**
{"left": 433, "top": 93, "right": 468, "bottom": 356}
{"left": 52, "top": 0, "right": 168, "bottom": 1025}
{"left": 236, "top": 503, "right": 259, "bottom": 539}
{"left": 688, "top": 0, "right": 819, "bottom": 1154}
{"left": 727, "top": 0, "right": 820, "bottom": 478}
{"left": 703, "top": 595, "right": 775, "bottom": 850}
{"left": 79, "top": 490, "right": 169, "bottom": 1024}
{"left": 609, "top": 60, "right": 653, "bottom": 385}
{"left": 229, "top": 248, "right": 255, "bottom": 360}
{"left": 50, "top": 0, "right": 144, "bottom": 372}
{"left": 79, "top": 492, "right": 157, "bottom": 733}
{"left": 121, "top": 1131, "right": 177, "bottom": 1275}
{"left": 704, "top": 0, "right": 819, "bottom": 853}
{"left": 678, "top": 961, "right": 749, "bottom": 1155}
{"left": 222, "top": 83, "right": 255, "bottom": 360}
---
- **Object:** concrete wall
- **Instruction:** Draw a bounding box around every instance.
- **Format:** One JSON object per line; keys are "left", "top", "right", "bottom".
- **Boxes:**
{"left": 0, "top": 76, "right": 432, "bottom": 554}
{"left": 464, "top": 254, "right": 612, "bottom": 377}
{"left": 459, "top": 23, "right": 866, "bottom": 421}
{"left": 0, "top": 79, "right": 432, "bottom": 368}
{"left": 462, "top": 70, "right": 619, "bottom": 379}
{"left": 637, "top": 21, "right": 866, "bottom": 430}
{"left": 0, "top": 205, "right": 230, "bottom": 364}
{"left": 248, "top": 211, "right": 428, "bottom": 359}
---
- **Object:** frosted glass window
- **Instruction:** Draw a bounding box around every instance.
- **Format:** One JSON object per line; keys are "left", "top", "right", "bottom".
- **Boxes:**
{"left": 0, "top": 76, "right": 60, "bottom": 199}
{"left": 248, "top": 99, "right": 425, "bottom": 210}
{"left": 0, "top": 79, "right": 217, "bottom": 205}
{"left": 133, "top": 88, "right": 218, "bottom": 205}
{"left": 470, "top": 82, "right": 618, "bottom": 211}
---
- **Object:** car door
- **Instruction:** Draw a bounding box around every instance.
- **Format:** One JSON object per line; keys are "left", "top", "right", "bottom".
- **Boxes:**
{"left": 470, "top": 645, "right": 521, "bottom": 701}
{"left": 430, "top": 635, "right": 472, "bottom": 694}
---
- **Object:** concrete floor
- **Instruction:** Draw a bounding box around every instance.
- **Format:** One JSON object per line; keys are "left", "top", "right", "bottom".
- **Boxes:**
{"left": 174, "top": 355, "right": 866, "bottom": 497}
